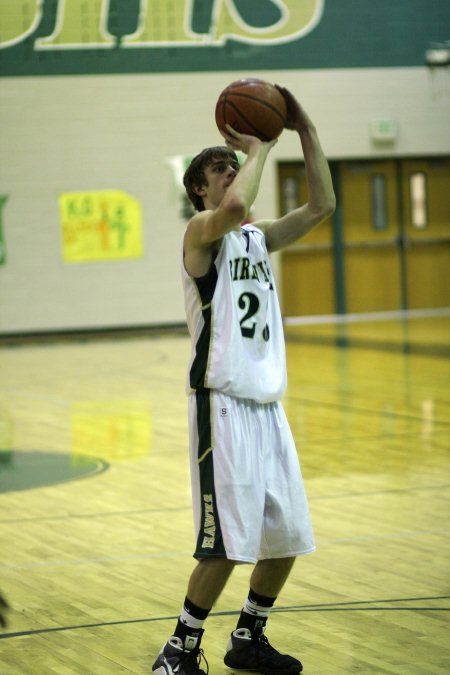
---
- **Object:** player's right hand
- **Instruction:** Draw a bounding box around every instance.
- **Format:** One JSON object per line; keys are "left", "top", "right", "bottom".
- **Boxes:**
{"left": 223, "top": 124, "right": 277, "bottom": 154}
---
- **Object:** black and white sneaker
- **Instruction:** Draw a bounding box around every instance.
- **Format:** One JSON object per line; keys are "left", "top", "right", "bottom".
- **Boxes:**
{"left": 224, "top": 627, "right": 302, "bottom": 674}
{"left": 152, "top": 632, "right": 208, "bottom": 674}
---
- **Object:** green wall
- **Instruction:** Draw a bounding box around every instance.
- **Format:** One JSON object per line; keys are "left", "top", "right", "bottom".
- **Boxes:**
{"left": 1, "top": 0, "right": 449, "bottom": 76}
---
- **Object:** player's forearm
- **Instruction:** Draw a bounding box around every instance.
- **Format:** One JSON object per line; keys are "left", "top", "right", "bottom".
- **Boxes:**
{"left": 223, "top": 143, "right": 271, "bottom": 217}
{"left": 264, "top": 126, "right": 335, "bottom": 252}
{"left": 202, "top": 144, "right": 272, "bottom": 242}
{"left": 299, "top": 124, "right": 335, "bottom": 217}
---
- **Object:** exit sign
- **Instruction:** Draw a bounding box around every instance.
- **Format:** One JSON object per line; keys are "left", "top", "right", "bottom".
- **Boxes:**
{"left": 369, "top": 118, "right": 398, "bottom": 143}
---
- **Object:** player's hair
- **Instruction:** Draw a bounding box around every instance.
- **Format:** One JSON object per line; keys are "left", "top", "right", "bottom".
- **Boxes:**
{"left": 183, "top": 146, "right": 239, "bottom": 212}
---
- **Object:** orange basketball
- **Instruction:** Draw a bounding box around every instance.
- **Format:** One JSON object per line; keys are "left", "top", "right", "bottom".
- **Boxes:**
{"left": 215, "top": 78, "right": 287, "bottom": 142}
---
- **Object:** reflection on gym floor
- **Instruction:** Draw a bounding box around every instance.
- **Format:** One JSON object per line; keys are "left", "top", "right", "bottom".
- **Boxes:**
{"left": 0, "top": 314, "right": 449, "bottom": 674}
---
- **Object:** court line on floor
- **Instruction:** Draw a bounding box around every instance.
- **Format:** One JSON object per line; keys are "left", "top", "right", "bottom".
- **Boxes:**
{"left": 272, "top": 595, "right": 450, "bottom": 610}
{"left": 308, "top": 483, "right": 450, "bottom": 501}
{"left": 284, "top": 307, "right": 450, "bottom": 326}
{"left": 1, "top": 526, "right": 448, "bottom": 570}
{"left": 285, "top": 333, "right": 450, "bottom": 358}
{"left": 284, "top": 308, "right": 450, "bottom": 358}
{"left": 303, "top": 429, "right": 450, "bottom": 448}
{"left": 0, "top": 483, "right": 448, "bottom": 525}
{"left": 317, "top": 527, "right": 450, "bottom": 546}
{"left": 287, "top": 395, "right": 450, "bottom": 427}
{"left": 0, "top": 550, "right": 193, "bottom": 569}
{"left": 0, "top": 504, "right": 192, "bottom": 525}
{"left": 1, "top": 595, "right": 448, "bottom": 641}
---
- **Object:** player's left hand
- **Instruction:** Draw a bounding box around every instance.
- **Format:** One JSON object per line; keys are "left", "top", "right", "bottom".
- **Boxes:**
{"left": 275, "top": 85, "right": 314, "bottom": 132}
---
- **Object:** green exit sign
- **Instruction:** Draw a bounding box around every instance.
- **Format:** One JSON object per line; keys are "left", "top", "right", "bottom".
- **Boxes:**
{"left": 369, "top": 118, "right": 398, "bottom": 143}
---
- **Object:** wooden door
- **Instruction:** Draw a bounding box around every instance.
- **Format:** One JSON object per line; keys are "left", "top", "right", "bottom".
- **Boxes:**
{"left": 401, "top": 158, "right": 450, "bottom": 309}
{"left": 279, "top": 163, "right": 335, "bottom": 316}
{"left": 340, "top": 160, "right": 402, "bottom": 313}
{"left": 278, "top": 157, "right": 449, "bottom": 317}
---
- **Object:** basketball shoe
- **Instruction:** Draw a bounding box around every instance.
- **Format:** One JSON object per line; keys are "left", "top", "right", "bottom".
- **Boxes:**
{"left": 224, "top": 626, "right": 302, "bottom": 675}
{"left": 152, "top": 631, "right": 208, "bottom": 675}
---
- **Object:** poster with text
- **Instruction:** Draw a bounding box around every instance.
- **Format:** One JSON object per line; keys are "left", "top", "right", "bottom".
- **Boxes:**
{"left": 60, "top": 190, "right": 143, "bottom": 263}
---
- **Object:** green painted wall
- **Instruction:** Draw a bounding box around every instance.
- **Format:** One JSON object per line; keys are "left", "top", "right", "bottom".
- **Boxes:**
{"left": 1, "top": 0, "right": 449, "bottom": 76}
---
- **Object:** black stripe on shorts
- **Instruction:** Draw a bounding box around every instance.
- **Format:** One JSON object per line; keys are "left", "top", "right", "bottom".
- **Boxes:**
{"left": 189, "top": 263, "right": 218, "bottom": 389}
{"left": 194, "top": 389, "right": 226, "bottom": 559}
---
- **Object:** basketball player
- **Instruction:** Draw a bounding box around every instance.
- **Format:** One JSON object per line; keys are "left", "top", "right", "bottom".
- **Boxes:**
{"left": 152, "top": 86, "right": 335, "bottom": 675}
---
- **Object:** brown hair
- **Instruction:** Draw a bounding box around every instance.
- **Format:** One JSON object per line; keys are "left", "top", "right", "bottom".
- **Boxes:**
{"left": 183, "top": 146, "right": 239, "bottom": 212}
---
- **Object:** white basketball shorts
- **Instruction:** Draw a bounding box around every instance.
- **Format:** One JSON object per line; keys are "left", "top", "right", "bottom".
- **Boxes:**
{"left": 188, "top": 389, "right": 315, "bottom": 564}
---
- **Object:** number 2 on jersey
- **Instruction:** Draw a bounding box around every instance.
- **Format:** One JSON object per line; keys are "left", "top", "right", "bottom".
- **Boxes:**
{"left": 238, "top": 292, "right": 270, "bottom": 341}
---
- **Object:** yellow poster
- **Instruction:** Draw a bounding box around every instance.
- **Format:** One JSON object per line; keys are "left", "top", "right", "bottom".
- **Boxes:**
{"left": 60, "top": 190, "right": 143, "bottom": 262}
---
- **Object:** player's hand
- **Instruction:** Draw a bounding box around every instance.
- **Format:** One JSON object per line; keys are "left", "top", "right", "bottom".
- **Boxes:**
{"left": 275, "top": 85, "right": 314, "bottom": 132}
{"left": 223, "top": 124, "right": 277, "bottom": 154}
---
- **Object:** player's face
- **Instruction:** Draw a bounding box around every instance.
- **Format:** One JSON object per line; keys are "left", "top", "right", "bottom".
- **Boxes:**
{"left": 202, "top": 157, "right": 240, "bottom": 206}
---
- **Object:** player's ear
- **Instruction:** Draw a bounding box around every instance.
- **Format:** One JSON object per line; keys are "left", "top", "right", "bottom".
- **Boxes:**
{"left": 192, "top": 184, "right": 206, "bottom": 197}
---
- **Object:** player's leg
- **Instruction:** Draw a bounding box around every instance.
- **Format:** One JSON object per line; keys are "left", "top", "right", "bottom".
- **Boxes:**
{"left": 153, "top": 390, "right": 246, "bottom": 674}
{"left": 186, "top": 557, "right": 236, "bottom": 608}
{"left": 231, "top": 556, "right": 296, "bottom": 641}
{"left": 224, "top": 401, "right": 313, "bottom": 674}
{"left": 152, "top": 558, "right": 235, "bottom": 674}
{"left": 250, "top": 556, "right": 296, "bottom": 598}
{"left": 224, "top": 557, "right": 302, "bottom": 675}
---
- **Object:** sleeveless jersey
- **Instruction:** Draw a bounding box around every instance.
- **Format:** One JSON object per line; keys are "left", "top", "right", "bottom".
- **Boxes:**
{"left": 182, "top": 223, "right": 287, "bottom": 403}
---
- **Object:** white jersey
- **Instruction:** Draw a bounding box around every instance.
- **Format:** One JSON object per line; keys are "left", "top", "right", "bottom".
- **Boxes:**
{"left": 182, "top": 223, "right": 287, "bottom": 403}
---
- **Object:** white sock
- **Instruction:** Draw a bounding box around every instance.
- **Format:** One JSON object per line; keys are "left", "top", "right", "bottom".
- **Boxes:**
{"left": 243, "top": 596, "right": 270, "bottom": 620}
{"left": 179, "top": 606, "right": 205, "bottom": 630}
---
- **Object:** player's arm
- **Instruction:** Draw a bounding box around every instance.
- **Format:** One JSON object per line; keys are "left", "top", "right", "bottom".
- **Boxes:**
{"left": 184, "top": 129, "right": 276, "bottom": 277}
{"left": 263, "top": 88, "right": 336, "bottom": 253}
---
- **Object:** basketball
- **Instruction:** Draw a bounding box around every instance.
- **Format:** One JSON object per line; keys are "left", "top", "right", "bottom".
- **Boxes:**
{"left": 215, "top": 78, "right": 287, "bottom": 142}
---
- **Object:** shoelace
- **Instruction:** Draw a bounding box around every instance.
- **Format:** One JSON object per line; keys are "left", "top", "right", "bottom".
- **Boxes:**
{"left": 178, "top": 647, "right": 209, "bottom": 674}
{"left": 251, "top": 633, "right": 282, "bottom": 659}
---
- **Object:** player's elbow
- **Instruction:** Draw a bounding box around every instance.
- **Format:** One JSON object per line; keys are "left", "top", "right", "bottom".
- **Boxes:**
{"left": 323, "top": 193, "right": 336, "bottom": 218}
{"left": 204, "top": 197, "right": 247, "bottom": 241}
{"left": 313, "top": 193, "right": 336, "bottom": 221}
{"left": 223, "top": 195, "right": 248, "bottom": 225}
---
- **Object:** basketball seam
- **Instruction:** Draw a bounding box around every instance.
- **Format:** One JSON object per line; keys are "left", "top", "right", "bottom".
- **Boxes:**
{"left": 224, "top": 99, "right": 271, "bottom": 142}
{"left": 224, "top": 92, "right": 286, "bottom": 123}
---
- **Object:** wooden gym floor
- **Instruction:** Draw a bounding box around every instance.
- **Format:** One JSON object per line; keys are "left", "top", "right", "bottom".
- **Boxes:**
{"left": 0, "top": 313, "right": 449, "bottom": 674}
